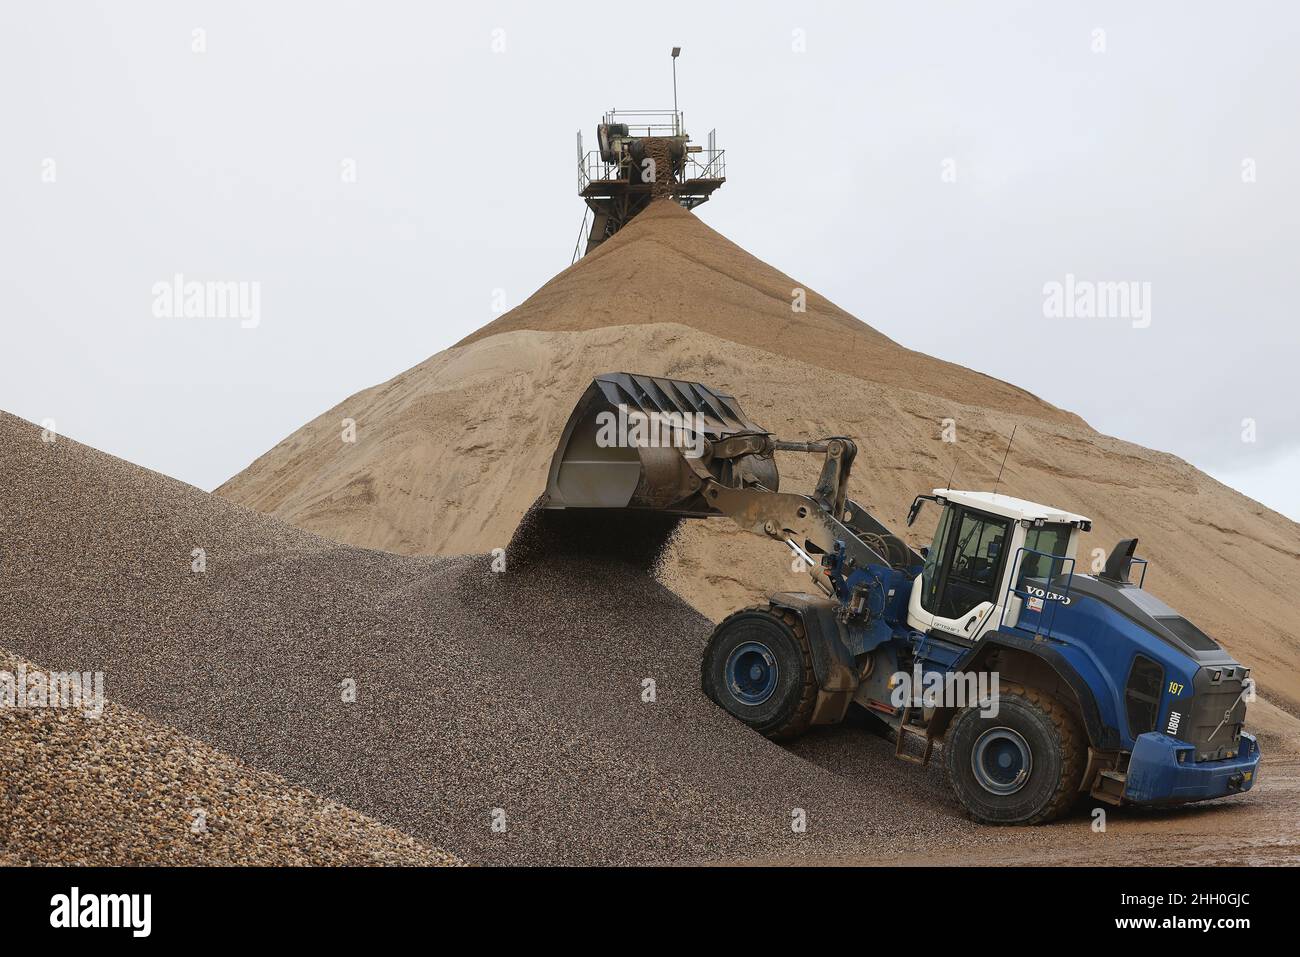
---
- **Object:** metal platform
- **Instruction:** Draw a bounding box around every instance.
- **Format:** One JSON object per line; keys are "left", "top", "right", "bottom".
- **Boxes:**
{"left": 575, "top": 109, "right": 725, "bottom": 256}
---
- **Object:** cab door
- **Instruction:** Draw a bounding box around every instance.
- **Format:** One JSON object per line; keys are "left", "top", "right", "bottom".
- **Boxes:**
{"left": 908, "top": 506, "right": 1013, "bottom": 641}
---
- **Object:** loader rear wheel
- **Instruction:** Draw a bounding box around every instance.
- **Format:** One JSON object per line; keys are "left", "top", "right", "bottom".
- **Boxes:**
{"left": 701, "top": 605, "right": 816, "bottom": 741}
{"left": 944, "top": 682, "right": 1084, "bottom": 825}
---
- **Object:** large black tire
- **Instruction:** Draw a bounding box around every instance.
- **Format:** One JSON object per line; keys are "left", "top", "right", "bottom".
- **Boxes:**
{"left": 943, "top": 681, "right": 1085, "bottom": 825}
{"left": 701, "top": 605, "right": 816, "bottom": 741}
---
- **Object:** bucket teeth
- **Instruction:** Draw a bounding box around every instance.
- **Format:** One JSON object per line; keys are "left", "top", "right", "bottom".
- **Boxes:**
{"left": 545, "top": 372, "right": 777, "bottom": 516}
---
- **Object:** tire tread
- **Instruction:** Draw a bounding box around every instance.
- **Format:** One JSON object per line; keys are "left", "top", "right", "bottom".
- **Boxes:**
{"left": 702, "top": 604, "right": 817, "bottom": 741}
{"left": 945, "top": 680, "right": 1086, "bottom": 825}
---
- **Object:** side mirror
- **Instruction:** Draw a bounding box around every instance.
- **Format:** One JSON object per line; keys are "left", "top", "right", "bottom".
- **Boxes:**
{"left": 906, "top": 497, "right": 924, "bottom": 527}
{"left": 919, "top": 546, "right": 929, "bottom": 560}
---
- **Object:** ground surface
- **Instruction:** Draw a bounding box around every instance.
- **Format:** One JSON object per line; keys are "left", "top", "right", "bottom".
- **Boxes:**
{"left": 774, "top": 724, "right": 1300, "bottom": 867}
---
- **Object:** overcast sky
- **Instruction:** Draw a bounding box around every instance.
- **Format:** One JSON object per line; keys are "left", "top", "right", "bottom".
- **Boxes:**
{"left": 3, "top": 1, "right": 1297, "bottom": 520}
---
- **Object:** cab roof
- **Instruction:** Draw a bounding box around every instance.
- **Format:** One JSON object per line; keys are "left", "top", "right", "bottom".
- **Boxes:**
{"left": 933, "top": 489, "right": 1092, "bottom": 529}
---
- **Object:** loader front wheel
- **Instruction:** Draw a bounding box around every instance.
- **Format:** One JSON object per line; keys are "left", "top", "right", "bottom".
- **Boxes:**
{"left": 701, "top": 606, "right": 816, "bottom": 741}
{"left": 944, "top": 682, "right": 1085, "bottom": 825}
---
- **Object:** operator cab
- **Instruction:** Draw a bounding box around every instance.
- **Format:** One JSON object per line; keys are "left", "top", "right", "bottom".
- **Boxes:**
{"left": 904, "top": 490, "right": 1092, "bottom": 642}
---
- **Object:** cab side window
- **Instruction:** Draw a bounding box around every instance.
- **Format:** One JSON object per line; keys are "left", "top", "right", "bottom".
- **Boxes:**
{"left": 1021, "top": 523, "right": 1072, "bottom": 581}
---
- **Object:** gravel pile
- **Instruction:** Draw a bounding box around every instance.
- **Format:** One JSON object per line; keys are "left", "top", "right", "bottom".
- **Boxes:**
{"left": 1, "top": 411, "right": 977, "bottom": 865}
{"left": 1, "top": 707, "right": 462, "bottom": 867}
{"left": 0, "top": 644, "right": 459, "bottom": 865}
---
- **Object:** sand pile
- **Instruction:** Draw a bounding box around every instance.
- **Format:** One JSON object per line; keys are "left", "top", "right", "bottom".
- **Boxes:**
{"left": 216, "top": 202, "right": 1300, "bottom": 716}
{"left": 2, "top": 410, "right": 999, "bottom": 865}
{"left": 459, "top": 201, "right": 1076, "bottom": 423}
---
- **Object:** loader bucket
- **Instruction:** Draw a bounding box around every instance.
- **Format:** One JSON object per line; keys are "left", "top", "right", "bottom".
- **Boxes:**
{"left": 544, "top": 372, "right": 777, "bottom": 517}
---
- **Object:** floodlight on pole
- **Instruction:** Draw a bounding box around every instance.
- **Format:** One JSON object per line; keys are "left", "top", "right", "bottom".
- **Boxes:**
{"left": 671, "top": 47, "right": 681, "bottom": 134}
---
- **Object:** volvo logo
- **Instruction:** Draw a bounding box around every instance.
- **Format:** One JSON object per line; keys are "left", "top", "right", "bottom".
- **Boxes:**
{"left": 1024, "top": 584, "right": 1072, "bottom": 606}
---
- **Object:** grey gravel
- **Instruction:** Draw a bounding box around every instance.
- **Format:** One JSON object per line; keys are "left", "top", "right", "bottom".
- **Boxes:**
{"left": 1, "top": 411, "right": 978, "bottom": 865}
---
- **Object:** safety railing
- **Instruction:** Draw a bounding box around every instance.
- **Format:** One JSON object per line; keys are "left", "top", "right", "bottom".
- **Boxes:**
{"left": 578, "top": 150, "right": 726, "bottom": 191}
{"left": 578, "top": 152, "right": 618, "bottom": 191}
{"left": 685, "top": 150, "right": 726, "bottom": 181}
{"left": 601, "top": 109, "right": 684, "bottom": 137}
{"left": 1128, "top": 557, "right": 1149, "bottom": 588}
{"left": 999, "top": 547, "right": 1076, "bottom": 640}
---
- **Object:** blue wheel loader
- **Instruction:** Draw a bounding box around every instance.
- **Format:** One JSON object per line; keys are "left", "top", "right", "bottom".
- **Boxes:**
{"left": 545, "top": 373, "right": 1261, "bottom": 824}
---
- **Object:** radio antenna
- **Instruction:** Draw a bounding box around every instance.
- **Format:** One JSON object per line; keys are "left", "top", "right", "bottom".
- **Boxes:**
{"left": 991, "top": 424, "right": 1018, "bottom": 499}
{"left": 945, "top": 460, "right": 958, "bottom": 490}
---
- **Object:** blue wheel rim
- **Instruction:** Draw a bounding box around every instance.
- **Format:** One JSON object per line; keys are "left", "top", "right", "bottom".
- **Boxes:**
{"left": 724, "top": 641, "right": 779, "bottom": 706}
{"left": 971, "top": 727, "right": 1033, "bottom": 795}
